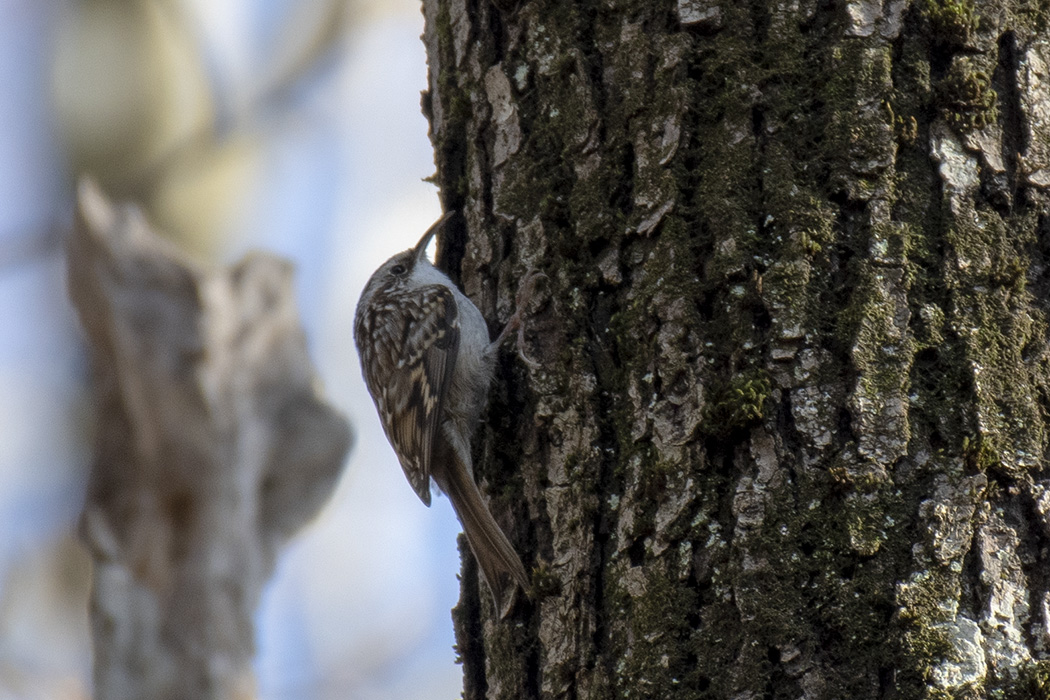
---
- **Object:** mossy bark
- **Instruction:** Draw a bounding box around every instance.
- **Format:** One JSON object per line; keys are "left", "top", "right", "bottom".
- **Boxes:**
{"left": 420, "top": 1, "right": 1050, "bottom": 698}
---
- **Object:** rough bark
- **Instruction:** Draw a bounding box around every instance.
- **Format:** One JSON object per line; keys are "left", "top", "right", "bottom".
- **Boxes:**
{"left": 421, "top": 1, "right": 1050, "bottom": 698}
{"left": 67, "top": 180, "right": 352, "bottom": 700}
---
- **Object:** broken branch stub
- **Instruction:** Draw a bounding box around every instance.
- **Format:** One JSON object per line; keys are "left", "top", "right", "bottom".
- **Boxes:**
{"left": 68, "top": 179, "right": 352, "bottom": 700}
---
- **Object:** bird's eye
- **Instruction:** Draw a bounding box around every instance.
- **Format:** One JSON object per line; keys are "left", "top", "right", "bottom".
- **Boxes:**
{"left": 391, "top": 264, "right": 406, "bottom": 275}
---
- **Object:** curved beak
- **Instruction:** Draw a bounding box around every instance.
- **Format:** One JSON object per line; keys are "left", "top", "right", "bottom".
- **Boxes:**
{"left": 414, "top": 211, "right": 455, "bottom": 262}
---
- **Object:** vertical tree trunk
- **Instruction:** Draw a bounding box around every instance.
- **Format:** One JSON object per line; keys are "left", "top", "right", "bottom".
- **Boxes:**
{"left": 68, "top": 180, "right": 352, "bottom": 700}
{"left": 421, "top": 1, "right": 1050, "bottom": 698}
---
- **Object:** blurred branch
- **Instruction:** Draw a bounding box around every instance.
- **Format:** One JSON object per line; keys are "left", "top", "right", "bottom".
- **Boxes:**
{"left": 160, "top": 0, "right": 350, "bottom": 137}
{"left": 130, "top": 0, "right": 350, "bottom": 199}
{"left": 55, "top": 0, "right": 354, "bottom": 254}
{"left": 67, "top": 178, "right": 352, "bottom": 700}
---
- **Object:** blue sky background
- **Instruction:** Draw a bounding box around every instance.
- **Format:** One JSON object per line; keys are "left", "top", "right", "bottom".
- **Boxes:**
{"left": 0, "top": 1, "right": 467, "bottom": 698}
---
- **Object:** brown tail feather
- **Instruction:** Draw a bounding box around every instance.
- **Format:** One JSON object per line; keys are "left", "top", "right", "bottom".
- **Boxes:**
{"left": 438, "top": 456, "right": 529, "bottom": 618}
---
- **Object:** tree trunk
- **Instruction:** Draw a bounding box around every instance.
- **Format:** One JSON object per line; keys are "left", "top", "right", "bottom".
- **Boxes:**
{"left": 420, "top": 1, "right": 1050, "bottom": 698}
{"left": 68, "top": 180, "right": 352, "bottom": 700}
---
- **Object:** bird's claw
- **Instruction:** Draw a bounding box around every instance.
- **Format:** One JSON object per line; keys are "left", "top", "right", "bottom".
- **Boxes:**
{"left": 498, "top": 270, "right": 546, "bottom": 368}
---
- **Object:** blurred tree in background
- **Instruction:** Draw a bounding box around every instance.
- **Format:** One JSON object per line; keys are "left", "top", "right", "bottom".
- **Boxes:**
{"left": 1, "top": 1, "right": 464, "bottom": 698}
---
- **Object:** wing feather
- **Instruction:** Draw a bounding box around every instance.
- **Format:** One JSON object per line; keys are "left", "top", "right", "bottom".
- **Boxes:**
{"left": 355, "top": 284, "right": 458, "bottom": 505}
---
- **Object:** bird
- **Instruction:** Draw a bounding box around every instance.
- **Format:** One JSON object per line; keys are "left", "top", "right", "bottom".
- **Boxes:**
{"left": 353, "top": 212, "right": 534, "bottom": 617}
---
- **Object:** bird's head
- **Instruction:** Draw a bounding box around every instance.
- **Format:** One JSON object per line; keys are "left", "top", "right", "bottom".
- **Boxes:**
{"left": 357, "top": 212, "right": 453, "bottom": 305}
